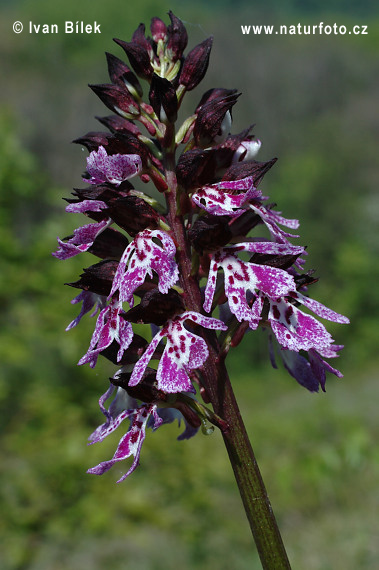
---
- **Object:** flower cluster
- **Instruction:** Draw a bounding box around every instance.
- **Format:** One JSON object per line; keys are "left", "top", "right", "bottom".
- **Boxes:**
{"left": 54, "top": 12, "right": 349, "bottom": 481}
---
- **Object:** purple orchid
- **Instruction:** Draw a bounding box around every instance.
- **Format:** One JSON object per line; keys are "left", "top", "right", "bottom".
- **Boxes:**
{"left": 78, "top": 296, "right": 133, "bottom": 368}
{"left": 192, "top": 176, "right": 262, "bottom": 217}
{"left": 52, "top": 220, "right": 109, "bottom": 260}
{"left": 85, "top": 145, "right": 142, "bottom": 186}
{"left": 129, "top": 311, "right": 227, "bottom": 393}
{"left": 87, "top": 380, "right": 202, "bottom": 481}
{"left": 53, "top": 200, "right": 109, "bottom": 260}
{"left": 267, "top": 291, "right": 349, "bottom": 353}
{"left": 192, "top": 175, "right": 300, "bottom": 250}
{"left": 204, "top": 242, "right": 305, "bottom": 329}
{"left": 88, "top": 399, "right": 162, "bottom": 482}
{"left": 109, "top": 229, "right": 179, "bottom": 305}
{"left": 54, "top": 11, "right": 349, "bottom": 519}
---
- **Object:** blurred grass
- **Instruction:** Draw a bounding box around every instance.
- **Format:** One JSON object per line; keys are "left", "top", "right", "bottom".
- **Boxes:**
{"left": 1, "top": 1, "right": 379, "bottom": 569}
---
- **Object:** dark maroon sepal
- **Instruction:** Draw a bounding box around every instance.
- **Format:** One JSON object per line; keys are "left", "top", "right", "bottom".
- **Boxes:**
{"left": 105, "top": 52, "right": 143, "bottom": 97}
{"left": 113, "top": 38, "right": 153, "bottom": 81}
{"left": 179, "top": 37, "right": 213, "bottom": 91}
{"left": 166, "top": 11, "right": 188, "bottom": 61}
{"left": 105, "top": 195, "right": 159, "bottom": 236}
{"left": 150, "top": 17, "right": 167, "bottom": 43}
{"left": 96, "top": 115, "right": 142, "bottom": 138}
{"left": 88, "top": 228, "right": 130, "bottom": 259}
{"left": 196, "top": 88, "right": 238, "bottom": 111}
{"left": 193, "top": 92, "right": 240, "bottom": 146}
{"left": 222, "top": 158, "right": 278, "bottom": 185}
{"left": 188, "top": 215, "right": 232, "bottom": 254}
{"left": 66, "top": 260, "right": 120, "bottom": 296}
{"left": 149, "top": 74, "right": 178, "bottom": 123}
{"left": 89, "top": 83, "right": 140, "bottom": 116}
{"left": 124, "top": 288, "right": 185, "bottom": 325}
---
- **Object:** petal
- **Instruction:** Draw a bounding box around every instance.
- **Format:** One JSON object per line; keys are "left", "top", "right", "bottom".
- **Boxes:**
{"left": 52, "top": 220, "right": 108, "bottom": 260}
{"left": 269, "top": 300, "right": 333, "bottom": 352}
{"left": 86, "top": 146, "right": 142, "bottom": 186}
{"left": 65, "top": 200, "right": 108, "bottom": 214}
{"left": 128, "top": 331, "right": 164, "bottom": 387}
{"left": 181, "top": 311, "right": 228, "bottom": 331}
{"left": 295, "top": 292, "right": 350, "bottom": 324}
{"left": 157, "top": 350, "right": 195, "bottom": 393}
{"left": 87, "top": 404, "right": 161, "bottom": 481}
{"left": 203, "top": 258, "right": 219, "bottom": 313}
{"left": 280, "top": 349, "right": 321, "bottom": 392}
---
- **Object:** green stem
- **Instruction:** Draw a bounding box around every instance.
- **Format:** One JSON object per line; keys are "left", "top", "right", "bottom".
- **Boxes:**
{"left": 162, "top": 135, "right": 291, "bottom": 570}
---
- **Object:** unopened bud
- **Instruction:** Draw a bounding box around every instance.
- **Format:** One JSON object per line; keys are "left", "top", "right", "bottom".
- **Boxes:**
{"left": 166, "top": 11, "right": 188, "bottom": 61}
{"left": 114, "top": 38, "right": 153, "bottom": 81}
{"left": 193, "top": 92, "right": 240, "bottom": 147}
{"left": 150, "top": 17, "right": 167, "bottom": 43}
{"left": 89, "top": 83, "right": 140, "bottom": 118}
{"left": 105, "top": 52, "right": 143, "bottom": 99}
{"left": 179, "top": 37, "right": 213, "bottom": 91}
{"left": 105, "top": 195, "right": 160, "bottom": 236}
{"left": 149, "top": 74, "right": 178, "bottom": 123}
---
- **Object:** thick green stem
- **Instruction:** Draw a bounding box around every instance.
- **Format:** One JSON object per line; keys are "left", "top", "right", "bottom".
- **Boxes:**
{"left": 162, "top": 142, "right": 291, "bottom": 569}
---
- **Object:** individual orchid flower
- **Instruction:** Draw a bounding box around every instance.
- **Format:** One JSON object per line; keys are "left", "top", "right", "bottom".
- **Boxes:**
{"left": 129, "top": 311, "right": 228, "bottom": 393}
{"left": 52, "top": 220, "right": 109, "bottom": 260}
{"left": 192, "top": 176, "right": 261, "bottom": 217}
{"left": 192, "top": 175, "right": 300, "bottom": 250}
{"left": 85, "top": 145, "right": 142, "bottom": 186}
{"left": 267, "top": 291, "right": 349, "bottom": 353}
{"left": 78, "top": 296, "right": 133, "bottom": 368}
{"left": 52, "top": 200, "right": 109, "bottom": 260}
{"left": 204, "top": 241, "right": 305, "bottom": 329}
{"left": 109, "top": 229, "right": 179, "bottom": 306}
{"left": 88, "top": 398, "right": 162, "bottom": 482}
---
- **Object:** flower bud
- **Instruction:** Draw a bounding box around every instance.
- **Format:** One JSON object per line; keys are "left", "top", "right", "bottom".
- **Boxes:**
{"left": 132, "top": 23, "right": 154, "bottom": 58}
{"left": 113, "top": 38, "right": 153, "bottom": 81}
{"left": 150, "top": 17, "right": 167, "bottom": 43}
{"left": 96, "top": 115, "right": 142, "bottom": 137}
{"left": 67, "top": 259, "right": 120, "bottom": 296}
{"left": 166, "top": 11, "right": 188, "bottom": 61}
{"left": 89, "top": 83, "right": 140, "bottom": 118}
{"left": 179, "top": 37, "right": 213, "bottom": 91}
{"left": 193, "top": 92, "right": 240, "bottom": 147}
{"left": 105, "top": 195, "right": 160, "bottom": 236}
{"left": 105, "top": 52, "right": 143, "bottom": 98}
{"left": 196, "top": 88, "right": 238, "bottom": 111}
{"left": 176, "top": 148, "right": 213, "bottom": 190}
{"left": 88, "top": 228, "right": 130, "bottom": 259}
{"left": 73, "top": 131, "right": 115, "bottom": 152}
{"left": 149, "top": 74, "right": 178, "bottom": 123}
{"left": 124, "top": 289, "right": 185, "bottom": 325}
{"left": 188, "top": 215, "right": 232, "bottom": 254}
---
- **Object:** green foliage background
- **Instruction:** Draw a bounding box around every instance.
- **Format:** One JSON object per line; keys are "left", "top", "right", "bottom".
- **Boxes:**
{"left": 0, "top": 1, "right": 378, "bottom": 568}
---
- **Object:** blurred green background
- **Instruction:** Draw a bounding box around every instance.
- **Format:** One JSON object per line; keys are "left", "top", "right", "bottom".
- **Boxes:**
{"left": 1, "top": 0, "right": 378, "bottom": 568}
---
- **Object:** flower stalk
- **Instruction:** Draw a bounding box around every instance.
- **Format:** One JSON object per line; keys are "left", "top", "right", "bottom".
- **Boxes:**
{"left": 53, "top": 12, "right": 349, "bottom": 569}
